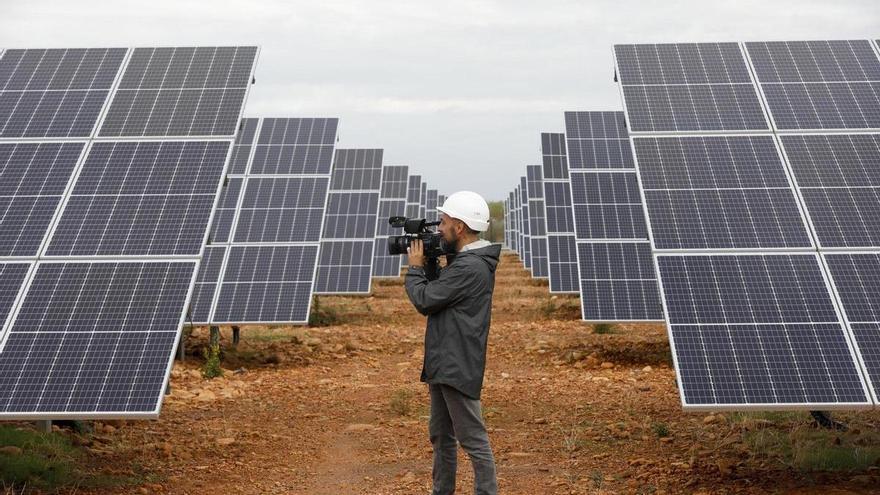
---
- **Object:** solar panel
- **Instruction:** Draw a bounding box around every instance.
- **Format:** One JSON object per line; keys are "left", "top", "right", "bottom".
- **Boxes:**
{"left": 213, "top": 245, "right": 317, "bottom": 323}
{"left": 45, "top": 141, "right": 231, "bottom": 257}
{"left": 0, "top": 46, "right": 258, "bottom": 419}
{"left": 632, "top": 135, "right": 812, "bottom": 250}
{"left": 745, "top": 40, "right": 880, "bottom": 131}
{"left": 188, "top": 245, "right": 226, "bottom": 324}
{"left": 0, "top": 261, "right": 195, "bottom": 415}
{"left": 526, "top": 165, "right": 548, "bottom": 278}
{"left": 824, "top": 252, "right": 880, "bottom": 403}
{"left": 780, "top": 134, "right": 880, "bottom": 248}
{"left": 425, "top": 189, "right": 438, "bottom": 222}
{"left": 373, "top": 165, "right": 408, "bottom": 277}
{"left": 564, "top": 111, "right": 663, "bottom": 320}
{"left": 208, "top": 178, "right": 243, "bottom": 244}
{"left": 419, "top": 182, "right": 427, "bottom": 219}
{"left": 99, "top": 47, "right": 258, "bottom": 138}
{"left": 315, "top": 149, "right": 382, "bottom": 294}
{"left": 0, "top": 142, "right": 84, "bottom": 256}
{"left": 209, "top": 117, "right": 337, "bottom": 324}
{"left": 615, "top": 40, "right": 880, "bottom": 409}
{"left": 614, "top": 43, "right": 769, "bottom": 132}
{"left": 519, "top": 177, "right": 531, "bottom": 270}
{"left": 540, "top": 134, "right": 578, "bottom": 292}
{"left": 659, "top": 253, "right": 869, "bottom": 409}
{"left": 402, "top": 174, "right": 422, "bottom": 269}
{"left": 507, "top": 191, "right": 518, "bottom": 253}
{"left": 0, "top": 48, "right": 127, "bottom": 138}
{"left": 227, "top": 118, "right": 259, "bottom": 174}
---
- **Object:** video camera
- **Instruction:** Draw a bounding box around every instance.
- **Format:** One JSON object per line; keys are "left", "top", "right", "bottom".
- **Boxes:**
{"left": 387, "top": 216, "right": 451, "bottom": 280}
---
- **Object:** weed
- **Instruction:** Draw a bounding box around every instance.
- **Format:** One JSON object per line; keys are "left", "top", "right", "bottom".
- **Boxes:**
{"left": 390, "top": 389, "right": 413, "bottom": 416}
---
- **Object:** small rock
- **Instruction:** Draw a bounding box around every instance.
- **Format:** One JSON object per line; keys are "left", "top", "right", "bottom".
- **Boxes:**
{"left": 703, "top": 414, "right": 718, "bottom": 425}
{"left": 215, "top": 437, "right": 236, "bottom": 446}
{"left": 601, "top": 362, "right": 615, "bottom": 369}
{"left": 345, "top": 423, "right": 376, "bottom": 432}
{"left": 195, "top": 390, "right": 216, "bottom": 402}
{"left": 501, "top": 372, "right": 510, "bottom": 379}
{"left": 533, "top": 418, "right": 547, "bottom": 425}
{"left": 400, "top": 471, "right": 417, "bottom": 483}
{"left": 642, "top": 366, "right": 653, "bottom": 372}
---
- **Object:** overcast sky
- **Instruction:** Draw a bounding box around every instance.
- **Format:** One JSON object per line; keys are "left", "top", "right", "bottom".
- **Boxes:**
{"left": 2, "top": 0, "right": 878, "bottom": 200}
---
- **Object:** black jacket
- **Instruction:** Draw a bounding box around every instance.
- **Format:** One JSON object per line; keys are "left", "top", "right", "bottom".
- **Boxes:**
{"left": 405, "top": 243, "right": 501, "bottom": 399}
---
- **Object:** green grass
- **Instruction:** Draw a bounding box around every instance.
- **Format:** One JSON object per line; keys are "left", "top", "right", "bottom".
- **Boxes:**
{"left": 651, "top": 422, "right": 669, "bottom": 438}
{"left": 592, "top": 323, "right": 616, "bottom": 334}
{"left": 308, "top": 297, "right": 343, "bottom": 327}
{"left": 733, "top": 412, "right": 880, "bottom": 472}
{"left": 389, "top": 389, "right": 413, "bottom": 416}
{"left": 0, "top": 425, "right": 154, "bottom": 491}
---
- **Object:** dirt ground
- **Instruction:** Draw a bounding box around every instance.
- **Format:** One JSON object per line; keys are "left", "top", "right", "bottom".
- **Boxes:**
{"left": 26, "top": 252, "right": 880, "bottom": 494}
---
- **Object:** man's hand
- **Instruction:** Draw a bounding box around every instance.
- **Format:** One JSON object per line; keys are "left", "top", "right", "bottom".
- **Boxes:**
{"left": 408, "top": 239, "right": 425, "bottom": 268}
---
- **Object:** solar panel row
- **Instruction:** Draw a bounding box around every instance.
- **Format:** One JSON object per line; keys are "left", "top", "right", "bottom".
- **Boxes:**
{"left": 0, "top": 46, "right": 258, "bottom": 419}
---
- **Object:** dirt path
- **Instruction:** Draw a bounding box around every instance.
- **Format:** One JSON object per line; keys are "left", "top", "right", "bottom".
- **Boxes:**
{"left": 60, "top": 253, "right": 880, "bottom": 494}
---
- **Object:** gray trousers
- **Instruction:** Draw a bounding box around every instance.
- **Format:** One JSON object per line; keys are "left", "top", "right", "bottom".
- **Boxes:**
{"left": 429, "top": 383, "right": 497, "bottom": 495}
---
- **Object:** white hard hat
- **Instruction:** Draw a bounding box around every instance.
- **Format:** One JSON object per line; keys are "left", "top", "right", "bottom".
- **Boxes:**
{"left": 437, "top": 191, "right": 490, "bottom": 232}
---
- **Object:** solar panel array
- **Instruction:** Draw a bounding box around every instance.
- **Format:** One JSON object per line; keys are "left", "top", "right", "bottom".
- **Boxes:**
{"left": 191, "top": 117, "right": 338, "bottom": 324}
{"left": 564, "top": 112, "right": 663, "bottom": 321}
{"left": 525, "top": 165, "right": 548, "bottom": 278}
{"left": 540, "top": 133, "right": 579, "bottom": 293}
{"left": 373, "top": 165, "right": 408, "bottom": 277}
{"left": 314, "top": 149, "right": 382, "bottom": 294}
{"left": 0, "top": 46, "right": 258, "bottom": 419}
{"left": 425, "top": 189, "right": 439, "bottom": 222}
{"left": 615, "top": 39, "right": 880, "bottom": 410}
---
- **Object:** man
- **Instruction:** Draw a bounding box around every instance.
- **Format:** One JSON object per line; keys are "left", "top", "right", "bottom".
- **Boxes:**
{"left": 404, "top": 190, "right": 500, "bottom": 495}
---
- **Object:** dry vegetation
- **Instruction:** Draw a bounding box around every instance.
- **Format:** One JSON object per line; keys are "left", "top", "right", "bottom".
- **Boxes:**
{"left": 3, "top": 252, "right": 880, "bottom": 494}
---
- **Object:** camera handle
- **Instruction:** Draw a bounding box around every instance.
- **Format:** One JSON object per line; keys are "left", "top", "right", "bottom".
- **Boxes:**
{"left": 424, "top": 257, "right": 441, "bottom": 281}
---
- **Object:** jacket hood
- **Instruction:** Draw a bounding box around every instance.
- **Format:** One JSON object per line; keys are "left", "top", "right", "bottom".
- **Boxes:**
{"left": 458, "top": 243, "right": 501, "bottom": 272}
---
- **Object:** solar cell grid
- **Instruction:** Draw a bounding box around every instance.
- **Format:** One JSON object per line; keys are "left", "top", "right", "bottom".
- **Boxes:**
{"left": 0, "top": 48, "right": 127, "bottom": 139}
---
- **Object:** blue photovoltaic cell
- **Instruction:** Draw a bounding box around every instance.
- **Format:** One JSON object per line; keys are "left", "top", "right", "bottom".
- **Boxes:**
{"left": 250, "top": 118, "right": 338, "bottom": 174}
{"left": 578, "top": 242, "right": 662, "bottom": 321}
{"left": 543, "top": 182, "right": 575, "bottom": 235}
{"left": 426, "top": 189, "right": 438, "bottom": 222}
{"left": 314, "top": 240, "right": 373, "bottom": 293}
{"left": 374, "top": 165, "right": 408, "bottom": 277}
{"left": 331, "top": 149, "right": 383, "bottom": 190}
{"left": 208, "top": 178, "right": 243, "bottom": 244}
{"left": 0, "top": 263, "right": 31, "bottom": 326}
{"left": 546, "top": 235, "right": 578, "bottom": 292}
{"left": 824, "top": 253, "right": 880, "bottom": 398}
{"left": 419, "top": 182, "right": 427, "bottom": 219}
{"left": 46, "top": 141, "right": 230, "bottom": 257}
{"left": 234, "top": 177, "right": 328, "bottom": 243}
{"left": 632, "top": 135, "right": 812, "bottom": 250}
{"left": 0, "top": 142, "right": 83, "bottom": 256}
{"left": 614, "top": 43, "right": 769, "bottom": 132}
{"left": 187, "top": 245, "right": 226, "bottom": 324}
{"left": 0, "top": 261, "right": 194, "bottom": 415}
{"left": 100, "top": 46, "right": 257, "bottom": 138}
{"left": 658, "top": 254, "right": 869, "bottom": 408}
{"left": 0, "top": 48, "right": 126, "bottom": 138}
{"left": 746, "top": 40, "right": 880, "bottom": 130}
{"left": 565, "top": 110, "right": 662, "bottom": 318}
{"left": 571, "top": 172, "right": 647, "bottom": 240}
{"left": 322, "top": 192, "right": 380, "bottom": 239}
{"left": 227, "top": 118, "right": 259, "bottom": 174}
{"left": 541, "top": 133, "right": 569, "bottom": 179}
{"left": 530, "top": 237, "right": 548, "bottom": 278}
{"left": 212, "top": 245, "right": 318, "bottom": 323}
{"left": 316, "top": 149, "right": 382, "bottom": 293}
{"left": 564, "top": 111, "right": 634, "bottom": 170}
{"left": 781, "top": 134, "right": 880, "bottom": 248}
